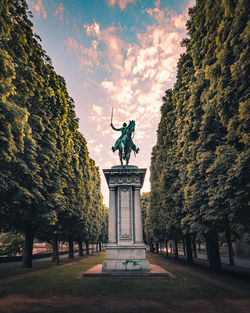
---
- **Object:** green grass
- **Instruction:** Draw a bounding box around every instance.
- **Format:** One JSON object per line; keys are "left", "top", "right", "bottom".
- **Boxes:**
{"left": 0, "top": 252, "right": 234, "bottom": 300}
{"left": 1, "top": 252, "right": 248, "bottom": 313}
{"left": 0, "top": 253, "right": 96, "bottom": 279}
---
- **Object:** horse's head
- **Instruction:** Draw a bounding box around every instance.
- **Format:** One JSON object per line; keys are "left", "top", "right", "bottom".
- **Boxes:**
{"left": 128, "top": 120, "right": 135, "bottom": 132}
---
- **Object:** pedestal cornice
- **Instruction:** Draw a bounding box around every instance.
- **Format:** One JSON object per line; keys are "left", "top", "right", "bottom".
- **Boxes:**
{"left": 103, "top": 166, "right": 146, "bottom": 188}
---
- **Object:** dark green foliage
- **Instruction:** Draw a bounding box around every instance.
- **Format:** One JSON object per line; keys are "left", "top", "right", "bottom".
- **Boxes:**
{"left": 148, "top": 0, "right": 249, "bottom": 272}
{"left": 0, "top": 232, "right": 24, "bottom": 256}
{"left": 0, "top": 0, "right": 107, "bottom": 266}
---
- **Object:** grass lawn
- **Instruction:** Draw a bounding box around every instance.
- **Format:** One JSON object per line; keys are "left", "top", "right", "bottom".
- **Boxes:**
{"left": 0, "top": 254, "right": 88, "bottom": 279}
{"left": 0, "top": 252, "right": 249, "bottom": 313}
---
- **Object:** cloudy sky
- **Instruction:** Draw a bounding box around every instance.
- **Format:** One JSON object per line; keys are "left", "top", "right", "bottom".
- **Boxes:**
{"left": 27, "top": 0, "right": 194, "bottom": 205}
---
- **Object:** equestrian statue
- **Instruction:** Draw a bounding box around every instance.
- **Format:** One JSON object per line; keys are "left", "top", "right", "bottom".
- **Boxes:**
{"left": 110, "top": 109, "right": 139, "bottom": 166}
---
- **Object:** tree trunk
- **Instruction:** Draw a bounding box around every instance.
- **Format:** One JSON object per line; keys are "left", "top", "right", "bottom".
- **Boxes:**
{"left": 86, "top": 242, "right": 89, "bottom": 255}
{"left": 52, "top": 233, "right": 59, "bottom": 264}
{"left": 225, "top": 231, "right": 235, "bottom": 266}
{"left": 185, "top": 234, "right": 193, "bottom": 264}
{"left": 68, "top": 237, "right": 74, "bottom": 259}
{"left": 170, "top": 241, "right": 173, "bottom": 254}
{"left": 192, "top": 235, "right": 197, "bottom": 258}
{"left": 96, "top": 243, "right": 98, "bottom": 252}
{"left": 205, "top": 232, "right": 221, "bottom": 272}
{"left": 182, "top": 239, "right": 186, "bottom": 256}
{"left": 174, "top": 239, "right": 178, "bottom": 260}
{"left": 205, "top": 238, "right": 210, "bottom": 261}
{"left": 99, "top": 242, "right": 102, "bottom": 251}
{"left": 22, "top": 230, "right": 34, "bottom": 268}
{"left": 92, "top": 242, "right": 94, "bottom": 255}
{"left": 165, "top": 240, "right": 169, "bottom": 257}
{"left": 78, "top": 241, "right": 83, "bottom": 256}
{"left": 156, "top": 242, "right": 159, "bottom": 253}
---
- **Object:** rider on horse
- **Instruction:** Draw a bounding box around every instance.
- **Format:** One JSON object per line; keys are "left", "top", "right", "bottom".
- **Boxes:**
{"left": 111, "top": 122, "right": 128, "bottom": 152}
{"left": 111, "top": 121, "right": 139, "bottom": 157}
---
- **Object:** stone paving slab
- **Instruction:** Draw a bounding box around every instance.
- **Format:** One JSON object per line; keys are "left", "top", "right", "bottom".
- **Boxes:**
{"left": 82, "top": 264, "right": 175, "bottom": 279}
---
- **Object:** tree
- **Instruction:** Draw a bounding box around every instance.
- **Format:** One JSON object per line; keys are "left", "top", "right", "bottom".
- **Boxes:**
{"left": 0, "top": 0, "right": 107, "bottom": 267}
{"left": 149, "top": 0, "right": 249, "bottom": 272}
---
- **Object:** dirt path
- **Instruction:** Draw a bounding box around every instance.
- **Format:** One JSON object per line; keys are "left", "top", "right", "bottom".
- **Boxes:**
{"left": 0, "top": 294, "right": 250, "bottom": 313}
{"left": 153, "top": 253, "right": 250, "bottom": 297}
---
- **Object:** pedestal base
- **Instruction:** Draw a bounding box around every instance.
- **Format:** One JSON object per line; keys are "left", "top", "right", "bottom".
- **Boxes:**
{"left": 83, "top": 264, "right": 174, "bottom": 278}
{"left": 102, "top": 244, "right": 150, "bottom": 272}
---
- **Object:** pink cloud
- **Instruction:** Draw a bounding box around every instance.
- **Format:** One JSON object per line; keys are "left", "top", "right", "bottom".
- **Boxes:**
{"left": 97, "top": 1, "right": 188, "bottom": 136}
{"left": 32, "top": 0, "right": 46, "bottom": 19}
{"left": 101, "top": 26, "right": 126, "bottom": 71}
{"left": 64, "top": 1, "right": 192, "bottom": 182}
{"left": 84, "top": 20, "right": 100, "bottom": 37}
{"left": 64, "top": 37, "right": 78, "bottom": 53}
{"left": 170, "top": 1, "right": 194, "bottom": 29}
{"left": 92, "top": 40, "right": 99, "bottom": 50}
{"left": 107, "top": 0, "right": 136, "bottom": 10}
{"left": 66, "top": 24, "right": 126, "bottom": 74}
{"left": 92, "top": 104, "right": 103, "bottom": 117}
{"left": 144, "top": 0, "right": 164, "bottom": 21}
{"left": 101, "top": 80, "right": 115, "bottom": 92}
{"left": 55, "top": 3, "right": 64, "bottom": 22}
{"left": 64, "top": 37, "right": 100, "bottom": 73}
{"left": 88, "top": 140, "right": 104, "bottom": 158}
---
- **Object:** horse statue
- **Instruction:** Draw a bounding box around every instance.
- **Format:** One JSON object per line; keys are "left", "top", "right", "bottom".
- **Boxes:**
{"left": 111, "top": 119, "right": 139, "bottom": 166}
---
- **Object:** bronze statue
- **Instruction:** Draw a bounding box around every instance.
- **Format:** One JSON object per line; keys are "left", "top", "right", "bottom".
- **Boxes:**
{"left": 111, "top": 118, "right": 139, "bottom": 166}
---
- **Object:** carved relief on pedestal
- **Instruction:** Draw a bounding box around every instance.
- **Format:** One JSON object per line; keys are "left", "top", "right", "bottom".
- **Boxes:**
{"left": 119, "top": 187, "right": 132, "bottom": 241}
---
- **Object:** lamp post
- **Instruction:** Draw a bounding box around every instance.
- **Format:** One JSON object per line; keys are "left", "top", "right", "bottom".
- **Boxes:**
{"left": 52, "top": 230, "right": 60, "bottom": 265}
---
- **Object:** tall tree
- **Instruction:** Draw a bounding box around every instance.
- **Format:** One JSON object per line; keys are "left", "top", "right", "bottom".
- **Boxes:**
{"left": 149, "top": 0, "right": 249, "bottom": 272}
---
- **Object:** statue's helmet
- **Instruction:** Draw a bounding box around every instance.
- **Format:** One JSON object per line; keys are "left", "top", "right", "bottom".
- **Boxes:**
{"left": 123, "top": 122, "right": 127, "bottom": 127}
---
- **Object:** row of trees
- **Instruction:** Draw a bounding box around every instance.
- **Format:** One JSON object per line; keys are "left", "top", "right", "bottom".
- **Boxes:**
{"left": 0, "top": 0, "right": 108, "bottom": 267}
{"left": 144, "top": 0, "right": 249, "bottom": 272}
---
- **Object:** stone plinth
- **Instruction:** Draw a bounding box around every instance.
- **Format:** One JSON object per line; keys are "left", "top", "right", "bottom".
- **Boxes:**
{"left": 83, "top": 264, "right": 174, "bottom": 278}
{"left": 102, "top": 165, "right": 150, "bottom": 272}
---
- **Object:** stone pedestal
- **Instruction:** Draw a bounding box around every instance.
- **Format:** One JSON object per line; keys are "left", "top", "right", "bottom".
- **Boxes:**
{"left": 102, "top": 165, "right": 150, "bottom": 272}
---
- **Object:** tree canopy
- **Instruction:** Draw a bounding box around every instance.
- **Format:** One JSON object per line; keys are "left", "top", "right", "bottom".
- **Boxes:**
{"left": 0, "top": 0, "right": 107, "bottom": 267}
{"left": 146, "top": 0, "right": 249, "bottom": 272}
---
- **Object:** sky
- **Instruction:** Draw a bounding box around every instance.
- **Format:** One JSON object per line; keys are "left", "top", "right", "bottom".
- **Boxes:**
{"left": 27, "top": 0, "right": 195, "bottom": 205}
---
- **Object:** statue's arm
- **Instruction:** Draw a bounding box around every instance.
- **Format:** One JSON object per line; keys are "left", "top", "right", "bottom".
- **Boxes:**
{"left": 111, "top": 123, "right": 122, "bottom": 131}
